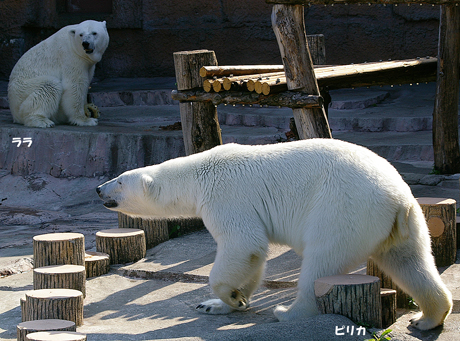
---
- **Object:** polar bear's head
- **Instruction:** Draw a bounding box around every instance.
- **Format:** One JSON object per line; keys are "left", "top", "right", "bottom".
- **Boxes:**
{"left": 69, "top": 20, "right": 109, "bottom": 63}
{"left": 96, "top": 167, "right": 175, "bottom": 219}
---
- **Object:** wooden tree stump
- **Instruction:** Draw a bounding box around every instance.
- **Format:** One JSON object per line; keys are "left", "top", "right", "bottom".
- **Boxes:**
{"left": 20, "top": 296, "right": 27, "bottom": 322}
{"left": 33, "top": 265, "right": 86, "bottom": 298}
{"left": 417, "top": 197, "right": 457, "bottom": 266}
{"left": 96, "top": 228, "right": 146, "bottom": 265}
{"left": 367, "top": 259, "right": 411, "bottom": 308}
{"left": 17, "top": 319, "right": 76, "bottom": 341}
{"left": 33, "top": 233, "right": 85, "bottom": 268}
{"left": 85, "top": 251, "right": 110, "bottom": 278}
{"left": 25, "top": 289, "right": 84, "bottom": 326}
{"left": 381, "top": 288, "right": 397, "bottom": 328}
{"left": 315, "top": 274, "right": 382, "bottom": 328}
{"left": 118, "top": 213, "right": 169, "bottom": 249}
{"left": 26, "top": 331, "right": 86, "bottom": 341}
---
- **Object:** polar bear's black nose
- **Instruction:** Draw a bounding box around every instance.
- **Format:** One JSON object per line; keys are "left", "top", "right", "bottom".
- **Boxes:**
{"left": 82, "top": 41, "right": 90, "bottom": 49}
{"left": 96, "top": 186, "right": 101, "bottom": 195}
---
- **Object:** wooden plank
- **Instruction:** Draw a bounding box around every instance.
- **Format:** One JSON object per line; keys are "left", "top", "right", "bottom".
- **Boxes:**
{"left": 433, "top": 4, "right": 460, "bottom": 174}
{"left": 267, "top": 0, "right": 458, "bottom": 5}
{"left": 171, "top": 89, "right": 323, "bottom": 108}
{"left": 272, "top": 4, "right": 332, "bottom": 138}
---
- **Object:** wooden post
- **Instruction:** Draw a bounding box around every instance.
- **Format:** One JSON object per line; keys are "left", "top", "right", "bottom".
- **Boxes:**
{"left": 84, "top": 251, "right": 110, "bottom": 278}
{"left": 96, "top": 228, "right": 146, "bottom": 265}
{"left": 17, "top": 320, "right": 76, "bottom": 341}
{"left": 33, "top": 265, "right": 86, "bottom": 298}
{"left": 433, "top": 4, "right": 460, "bottom": 174}
{"left": 33, "top": 233, "right": 85, "bottom": 268}
{"left": 173, "top": 50, "right": 222, "bottom": 155}
{"left": 271, "top": 4, "right": 331, "bottom": 139}
{"left": 25, "top": 331, "right": 86, "bottom": 341}
{"left": 314, "top": 274, "right": 382, "bottom": 328}
{"left": 417, "top": 197, "right": 457, "bottom": 266}
{"left": 25, "top": 289, "right": 84, "bottom": 326}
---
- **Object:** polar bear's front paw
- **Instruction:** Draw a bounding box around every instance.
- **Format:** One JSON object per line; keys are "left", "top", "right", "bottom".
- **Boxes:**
{"left": 71, "top": 117, "right": 98, "bottom": 126}
{"left": 410, "top": 312, "right": 442, "bottom": 330}
{"left": 196, "top": 299, "right": 236, "bottom": 315}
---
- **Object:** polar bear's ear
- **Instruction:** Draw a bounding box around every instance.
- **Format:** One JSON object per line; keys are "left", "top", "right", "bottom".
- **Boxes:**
{"left": 142, "top": 174, "right": 159, "bottom": 197}
{"left": 102, "top": 21, "right": 107, "bottom": 27}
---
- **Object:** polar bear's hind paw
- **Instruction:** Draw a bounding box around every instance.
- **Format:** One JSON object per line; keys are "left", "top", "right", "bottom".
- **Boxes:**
{"left": 410, "top": 312, "right": 445, "bottom": 330}
{"left": 84, "top": 103, "right": 100, "bottom": 118}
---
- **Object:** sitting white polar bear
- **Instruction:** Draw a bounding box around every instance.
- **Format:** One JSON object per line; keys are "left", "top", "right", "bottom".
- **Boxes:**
{"left": 97, "top": 139, "right": 452, "bottom": 330}
{"left": 8, "top": 20, "right": 109, "bottom": 128}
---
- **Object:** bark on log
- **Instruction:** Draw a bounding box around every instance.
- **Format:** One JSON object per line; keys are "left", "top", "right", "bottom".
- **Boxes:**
{"left": 200, "top": 65, "right": 286, "bottom": 78}
{"left": 174, "top": 50, "right": 222, "bottom": 155}
{"left": 25, "top": 289, "right": 84, "bottom": 326}
{"left": 17, "top": 319, "right": 76, "bottom": 341}
{"left": 367, "top": 259, "right": 411, "bottom": 308}
{"left": 33, "top": 233, "right": 85, "bottom": 269}
{"left": 381, "top": 288, "right": 397, "bottom": 328}
{"left": 433, "top": 4, "right": 460, "bottom": 174}
{"left": 314, "top": 274, "right": 382, "bottom": 328}
{"left": 417, "top": 197, "right": 457, "bottom": 266}
{"left": 33, "top": 265, "right": 86, "bottom": 298}
{"left": 171, "top": 90, "right": 323, "bottom": 108}
{"left": 25, "top": 331, "right": 86, "bottom": 341}
{"left": 20, "top": 296, "right": 27, "bottom": 322}
{"left": 96, "top": 228, "right": 146, "bottom": 265}
{"left": 118, "top": 213, "right": 169, "bottom": 249}
{"left": 84, "top": 251, "right": 110, "bottom": 278}
{"left": 272, "top": 4, "right": 332, "bottom": 139}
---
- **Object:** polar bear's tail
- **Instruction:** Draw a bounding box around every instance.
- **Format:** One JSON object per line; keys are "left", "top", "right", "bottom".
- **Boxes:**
{"left": 371, "top": 200, "right": 453, "bottom": 330}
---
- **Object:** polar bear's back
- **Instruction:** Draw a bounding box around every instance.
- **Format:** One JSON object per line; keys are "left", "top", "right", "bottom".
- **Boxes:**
{"left": 194, "top": 139, "right": 412, "bottom": 250}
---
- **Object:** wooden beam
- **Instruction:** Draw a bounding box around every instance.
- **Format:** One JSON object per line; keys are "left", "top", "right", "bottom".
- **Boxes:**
{"left": 433, "top": 4, "right": 460, "bottom": 174}
{"left": 272, "top": 4, "right": 332, "bottom": 138}
{"left": 267, "top": 0, "right": 456, "bottom": 5}
{"left": 171, "top": 89, "right": 323, "bottom": 108}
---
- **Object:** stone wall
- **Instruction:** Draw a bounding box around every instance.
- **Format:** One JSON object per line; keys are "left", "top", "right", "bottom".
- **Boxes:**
{"left": 0, "top": 0, "right": 440, "bottom": 80}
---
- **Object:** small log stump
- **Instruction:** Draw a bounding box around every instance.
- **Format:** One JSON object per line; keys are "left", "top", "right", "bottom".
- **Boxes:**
{"left": 34, "top": 265, "right": 86, "bottom": 297}
{"left": 367, "top": 259, "right": 411, "bottom": 308}
{"left": 118, "top": 213, "right": 169, "bottom": 249}
{"left": 20, "top": 297, "right": 27, "bottom": 322}
{"left": 381, "top": 288, "right": 397, "bottom": 328}
{"left": 85, "top": 251, "right": 110, "bottom": 278}
{"left": 96, "top": 228, "right": 146, "bottom": 265}
{"left": 17, "top": 319, "right": 76, "bottom": 341}
{"left": 315, "top": 274, "right": 382, "bottom": 328}
{"left": 33, "top": 233, "right": 85, "bottom": 268}
{"left": 25, "top": 331, "right": 86, "bottom": 341}
{"left": 417, "top": 197, "right": 457, "bottom": 266}
{"left": 25, "top": 289, "right": 84, "bottom": 326}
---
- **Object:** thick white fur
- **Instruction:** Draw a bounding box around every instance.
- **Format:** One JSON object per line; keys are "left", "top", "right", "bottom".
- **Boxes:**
{"left": 8, "top": 20, "right": 109, "bottom": 128}
{"left": 97, "top": 139, "right": 452, "bottom": 330}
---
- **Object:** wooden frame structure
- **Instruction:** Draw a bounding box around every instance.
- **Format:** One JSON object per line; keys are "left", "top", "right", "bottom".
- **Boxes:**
{"left": 173, "top": 1, "right": 460, "bottom": 173}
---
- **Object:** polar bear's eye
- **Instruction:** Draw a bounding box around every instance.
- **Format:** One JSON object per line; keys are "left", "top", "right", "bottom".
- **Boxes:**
{"left": 79, "top": 33, "right": 83, "bottom": 37}
{"left": 117, "top": 180, "right": 122, "bottom": 185}
{"left": 92, "top": 32, "right": 97, "bottom": 36}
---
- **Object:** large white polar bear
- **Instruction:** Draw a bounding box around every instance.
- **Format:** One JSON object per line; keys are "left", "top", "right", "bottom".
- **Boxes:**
{"left": 8, "top": 20, "right": 109, "bottom": 128}
{"left": 96, "top": 139, "right": 452, "bottom": 330}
